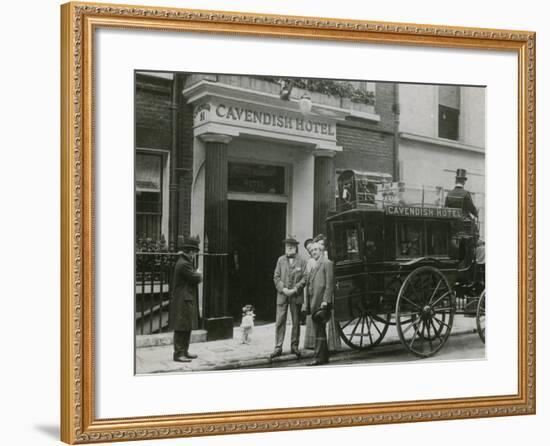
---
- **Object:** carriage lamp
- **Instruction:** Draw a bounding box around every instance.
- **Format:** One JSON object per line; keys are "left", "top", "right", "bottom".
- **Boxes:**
{"left": 299, "top": 93, "right": 312, "bottom": 115}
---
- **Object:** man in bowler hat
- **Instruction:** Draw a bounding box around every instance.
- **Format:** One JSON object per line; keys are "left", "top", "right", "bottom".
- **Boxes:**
{"left": 306, "top": 241, "right": 334, "bottom": 366}
{"left": 445, "top": 168, "right": 478, "bottom": 219}
{"left": 169, "top": 235, "right": 202, "bottom": 362}
{"left": 271, "top": 236, "right": 307, "bottom": 359}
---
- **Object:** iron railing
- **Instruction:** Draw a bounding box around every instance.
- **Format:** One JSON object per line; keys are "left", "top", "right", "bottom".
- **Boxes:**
{"left": 135, "top": 252, "right": 179, "bottom": 335}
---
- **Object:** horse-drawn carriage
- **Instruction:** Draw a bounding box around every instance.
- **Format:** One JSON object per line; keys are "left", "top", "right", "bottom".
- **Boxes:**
{"left": 326, "top": 170, "right": 486, "bottom": 358}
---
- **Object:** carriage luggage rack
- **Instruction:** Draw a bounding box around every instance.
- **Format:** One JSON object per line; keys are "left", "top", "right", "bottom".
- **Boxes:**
{"left": 335, "top": 169, "right": 451, "bottom": 214}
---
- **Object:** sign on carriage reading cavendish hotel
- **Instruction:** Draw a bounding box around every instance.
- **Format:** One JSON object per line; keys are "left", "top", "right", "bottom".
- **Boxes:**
{"left": 385, "top": 205, "right": 464, "bottom": 218}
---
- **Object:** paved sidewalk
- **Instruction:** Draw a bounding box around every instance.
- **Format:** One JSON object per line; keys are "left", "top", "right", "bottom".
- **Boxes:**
{"left": 135, "top": 315, "right": 480, "bottom": 374}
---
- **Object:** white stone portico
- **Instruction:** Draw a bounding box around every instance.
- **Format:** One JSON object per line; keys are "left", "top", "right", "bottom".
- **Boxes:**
{"left": 182, "top": 79, "right": 349, "bottom": 326}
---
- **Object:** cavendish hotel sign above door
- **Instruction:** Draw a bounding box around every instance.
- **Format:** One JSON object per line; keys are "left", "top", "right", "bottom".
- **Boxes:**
{"left": 184, "top": 79, "right": 349, "bottom": 153}
{"left": 210, "top": 103, "right": 336, "bottom": 137}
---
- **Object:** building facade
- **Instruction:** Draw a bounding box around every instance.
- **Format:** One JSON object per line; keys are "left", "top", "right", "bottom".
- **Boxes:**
{"left": 398, "top": 83, "right": 486, "bottom": 236}
{"left": 135, "top": 72, "right": 398, "bottom": 337}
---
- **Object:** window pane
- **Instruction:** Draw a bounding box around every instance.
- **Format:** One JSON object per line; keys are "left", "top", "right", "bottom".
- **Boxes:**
{"left": 332, "top": 221, "right": 362, "bottom": 262}
{"left": 228, "top": 162, "right": 285, "bottom": 194}
{"left": 427, "top": 222, "right": 450, "bottom": 256}
{"left": 439, "top": 85, "right": 460, "bottom": 109}
{"left": 438, "top": 104, "right": 459, "bottom": 140}
{"left": 136, "top": 152, "right": 163, "bottom": 241}
{"left": 136, "top": 153, "right": 162, "bottom": 192}
{"left": 364, "top": 219, "right": 383, "bottom": 261}
{"left": 136, "top": 191, "right": 162, "bottom": 214}
{"left": 396, "top": 222, "right": 424, "bottom": 257}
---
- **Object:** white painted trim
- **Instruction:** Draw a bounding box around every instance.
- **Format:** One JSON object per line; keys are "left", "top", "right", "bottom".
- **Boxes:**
{"left": 135, "top": 147, "right": 170, "bottom": 242}
{"left": 400, "top": 132, "right": 485, "bottom": 154}
{"left": 227, "top": 192, "right": 289, "bottom": 203}
{"left": 348, "top": 108, "right": 381, "bottom": 122}
{"left": 183, "top": 79, "right": 380, "bottom": 121}
{"left": 193, "top": 121, "right": 343, "bottom": 152}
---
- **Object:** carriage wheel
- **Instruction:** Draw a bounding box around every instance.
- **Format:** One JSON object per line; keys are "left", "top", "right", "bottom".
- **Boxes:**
{"left": 376, "top": 277, "right": 405, "bottom": 326}
{"left": 337, "top": 308, "right": 391, "bottom": 350}
{"left": 396, "top": 266, "right": 455, "bottom": 358}
{"left": 476, "top": 290, "right": 486, "bottom": 343}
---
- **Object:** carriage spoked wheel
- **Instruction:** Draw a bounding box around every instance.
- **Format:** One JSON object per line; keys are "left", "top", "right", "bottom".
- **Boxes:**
{"left": 337, "top": 296, "right": 391, "bottom": 350}
{"left": 476, "top": 290, "right": 486, "bottom": 344}
{"left": 396, "top": 266, "right": 455, "bottom": 358}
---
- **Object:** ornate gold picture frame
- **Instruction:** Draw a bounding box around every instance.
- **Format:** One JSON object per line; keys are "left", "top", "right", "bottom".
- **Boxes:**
{"left": 61, "top": 2, "right": 536, "bottom": 443}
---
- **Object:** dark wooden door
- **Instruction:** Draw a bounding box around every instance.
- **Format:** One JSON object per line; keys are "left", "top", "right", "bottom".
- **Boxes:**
{"left": 228, "top": 201, "right": 286, "bottom": 322}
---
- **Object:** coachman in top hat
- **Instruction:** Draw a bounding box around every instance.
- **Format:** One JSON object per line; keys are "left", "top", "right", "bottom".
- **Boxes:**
{"left": 444, "top": 168, "right": 479, "bottom": 219}
{"left": 169, "top": 235, "right": 202, "bottom": 363}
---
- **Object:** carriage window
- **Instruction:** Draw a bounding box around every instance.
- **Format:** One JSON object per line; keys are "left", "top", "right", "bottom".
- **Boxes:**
{"left": 396, "top": 222, "right": 424, "bottom": 257}
{"left": 332, "top": 222, "right": 361, "bottom": 262}
{"left": 427, "top": 222, "right": 450, "bottom": 256}
{"left": 365, "top": 221, "right": 383, "bottom": 261}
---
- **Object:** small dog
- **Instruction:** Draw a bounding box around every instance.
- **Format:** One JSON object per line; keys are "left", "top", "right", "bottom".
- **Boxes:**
{"left": 240, "top": 304, "right": 255, "bottom": 344}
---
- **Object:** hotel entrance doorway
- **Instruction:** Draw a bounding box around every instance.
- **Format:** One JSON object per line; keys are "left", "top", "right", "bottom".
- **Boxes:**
{"left": 228, "top": 201, "right": 286, "bottom": 322}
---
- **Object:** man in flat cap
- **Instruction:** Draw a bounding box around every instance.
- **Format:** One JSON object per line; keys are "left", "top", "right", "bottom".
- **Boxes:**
{"left": 271, "top": 236, "right": 307, "bottom": 359}
{"left": 169, "top": 235, "right": 202, "bottom": 363}
{"left": 444, "top": 168, "right": 478, "bottom": 219}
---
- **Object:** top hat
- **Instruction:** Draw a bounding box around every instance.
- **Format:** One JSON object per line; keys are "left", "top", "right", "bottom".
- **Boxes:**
{"left": 282, "top": 235, "right": 299, "bottom": 245}
{"left": 455, "top": 168, "right": 468, "bottom": 180}
{"left": 180, "top": 235, "right": 200, "bottom": 251}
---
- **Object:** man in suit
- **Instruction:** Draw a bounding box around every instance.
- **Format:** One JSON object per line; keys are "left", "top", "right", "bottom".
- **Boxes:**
{"left": 306, "top": 242, "right": 334, "bottom": 366}
{"left": 271, "top": 236, "right": 308, "bottom": 359}
{"left": 444, "top": 168, "right": 478, "bottom": 219}
{"left": 169, "top": 235, "right": 202, "bottom": 363}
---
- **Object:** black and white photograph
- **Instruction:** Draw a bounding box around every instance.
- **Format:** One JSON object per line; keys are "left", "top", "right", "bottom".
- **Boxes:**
{"left": 134, "top": 72, "right": 486, "bottom": 374}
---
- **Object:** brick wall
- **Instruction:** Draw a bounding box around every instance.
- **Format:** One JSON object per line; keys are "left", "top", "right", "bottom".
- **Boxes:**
{"left": 135, "top": 74, "right": 172, "bottom": 150}
{"left": 335, "top": 82, "right": 397, "bottom": 177}
{"left": 135, "top": 73, "right": 195, "bottom": 242}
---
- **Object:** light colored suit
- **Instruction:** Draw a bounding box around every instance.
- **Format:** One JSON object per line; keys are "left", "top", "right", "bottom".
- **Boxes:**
{"left": 307, "top": 256, "right": 334, "bottom": 314}
{"left": 273, "top": 255, "right": 307, "bottom": 350}
{"left": 306, "top": 256, "right": 334, "bottom": 363}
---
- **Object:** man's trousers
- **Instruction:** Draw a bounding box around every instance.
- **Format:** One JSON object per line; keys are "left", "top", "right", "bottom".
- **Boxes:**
{"left": 274, "top": 299, "right": 300, "bottom": 350}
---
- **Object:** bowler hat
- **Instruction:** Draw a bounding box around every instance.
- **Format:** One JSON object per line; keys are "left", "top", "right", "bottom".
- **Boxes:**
{"left": 181, "top": 235, "right": 200, "bottom": 251}
{"left": 312, "top": 306, "right": 331, "bottom": 324}
{"left": 282, "top": 235, "right": 299, "bottom": 245}
{"left": 304, "top": 238, "right": 314, "bottom": 250}
{"left": 455, "top": 168, "right": 468, "bottom": 180}
{"left": 313, "top": 234, "right": 326, "bottom": 243}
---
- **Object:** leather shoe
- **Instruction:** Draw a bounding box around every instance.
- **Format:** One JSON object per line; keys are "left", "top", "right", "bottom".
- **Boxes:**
{"left": 291, "top": 347, "right": 301, "bottom": 358}
{"left": 270, "top": 349, "right": 282, "bottom": 359}
{"left": 173, "top": 354, "right": 191, "bottom": 363}
{"left": 307, "top": 360, "right": 327, "bottom": 366}
{"left": 183, "top": 352, "right": 198, "bottom": 359}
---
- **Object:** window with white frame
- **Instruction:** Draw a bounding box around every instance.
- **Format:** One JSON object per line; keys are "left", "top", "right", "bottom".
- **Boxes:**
{"left": 438, "top": 85, "right": 460, "bottom": 141}
{"left": 136, "top": 152, "right": 164, "bottom": 241}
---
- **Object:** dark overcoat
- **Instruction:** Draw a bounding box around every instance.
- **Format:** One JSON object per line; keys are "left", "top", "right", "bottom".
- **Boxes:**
{"left": 306, "top": 256, "right": 334, "bottom": 314}
{"left": 444, "top": 186, "right": 478, "bottom": 218}
{"left": 273, "top": 254, "right": 307, "bottom": 305}
{"left": 169, "top": 252, "right": 202, "bottom": 331}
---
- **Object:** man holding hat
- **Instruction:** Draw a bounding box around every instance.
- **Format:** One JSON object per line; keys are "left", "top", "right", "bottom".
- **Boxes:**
{"left": 169, "top": 235, "right": 202, "bottom": 363}
{"left": 444, "top": 168, "right": 478, "bottom": 219}
{"left": 271, "top": 236, "right": 307, "bottom": 359}
{"left": 306, "top": 241, "right": 334, "bottom": 366}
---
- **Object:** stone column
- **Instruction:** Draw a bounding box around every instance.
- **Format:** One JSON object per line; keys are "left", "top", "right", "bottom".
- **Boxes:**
{"left": 313, "top": 150, "right": 336, "bottom": 237}
{"left": 200, "top": 133, "right": 233, "bottom": 340}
